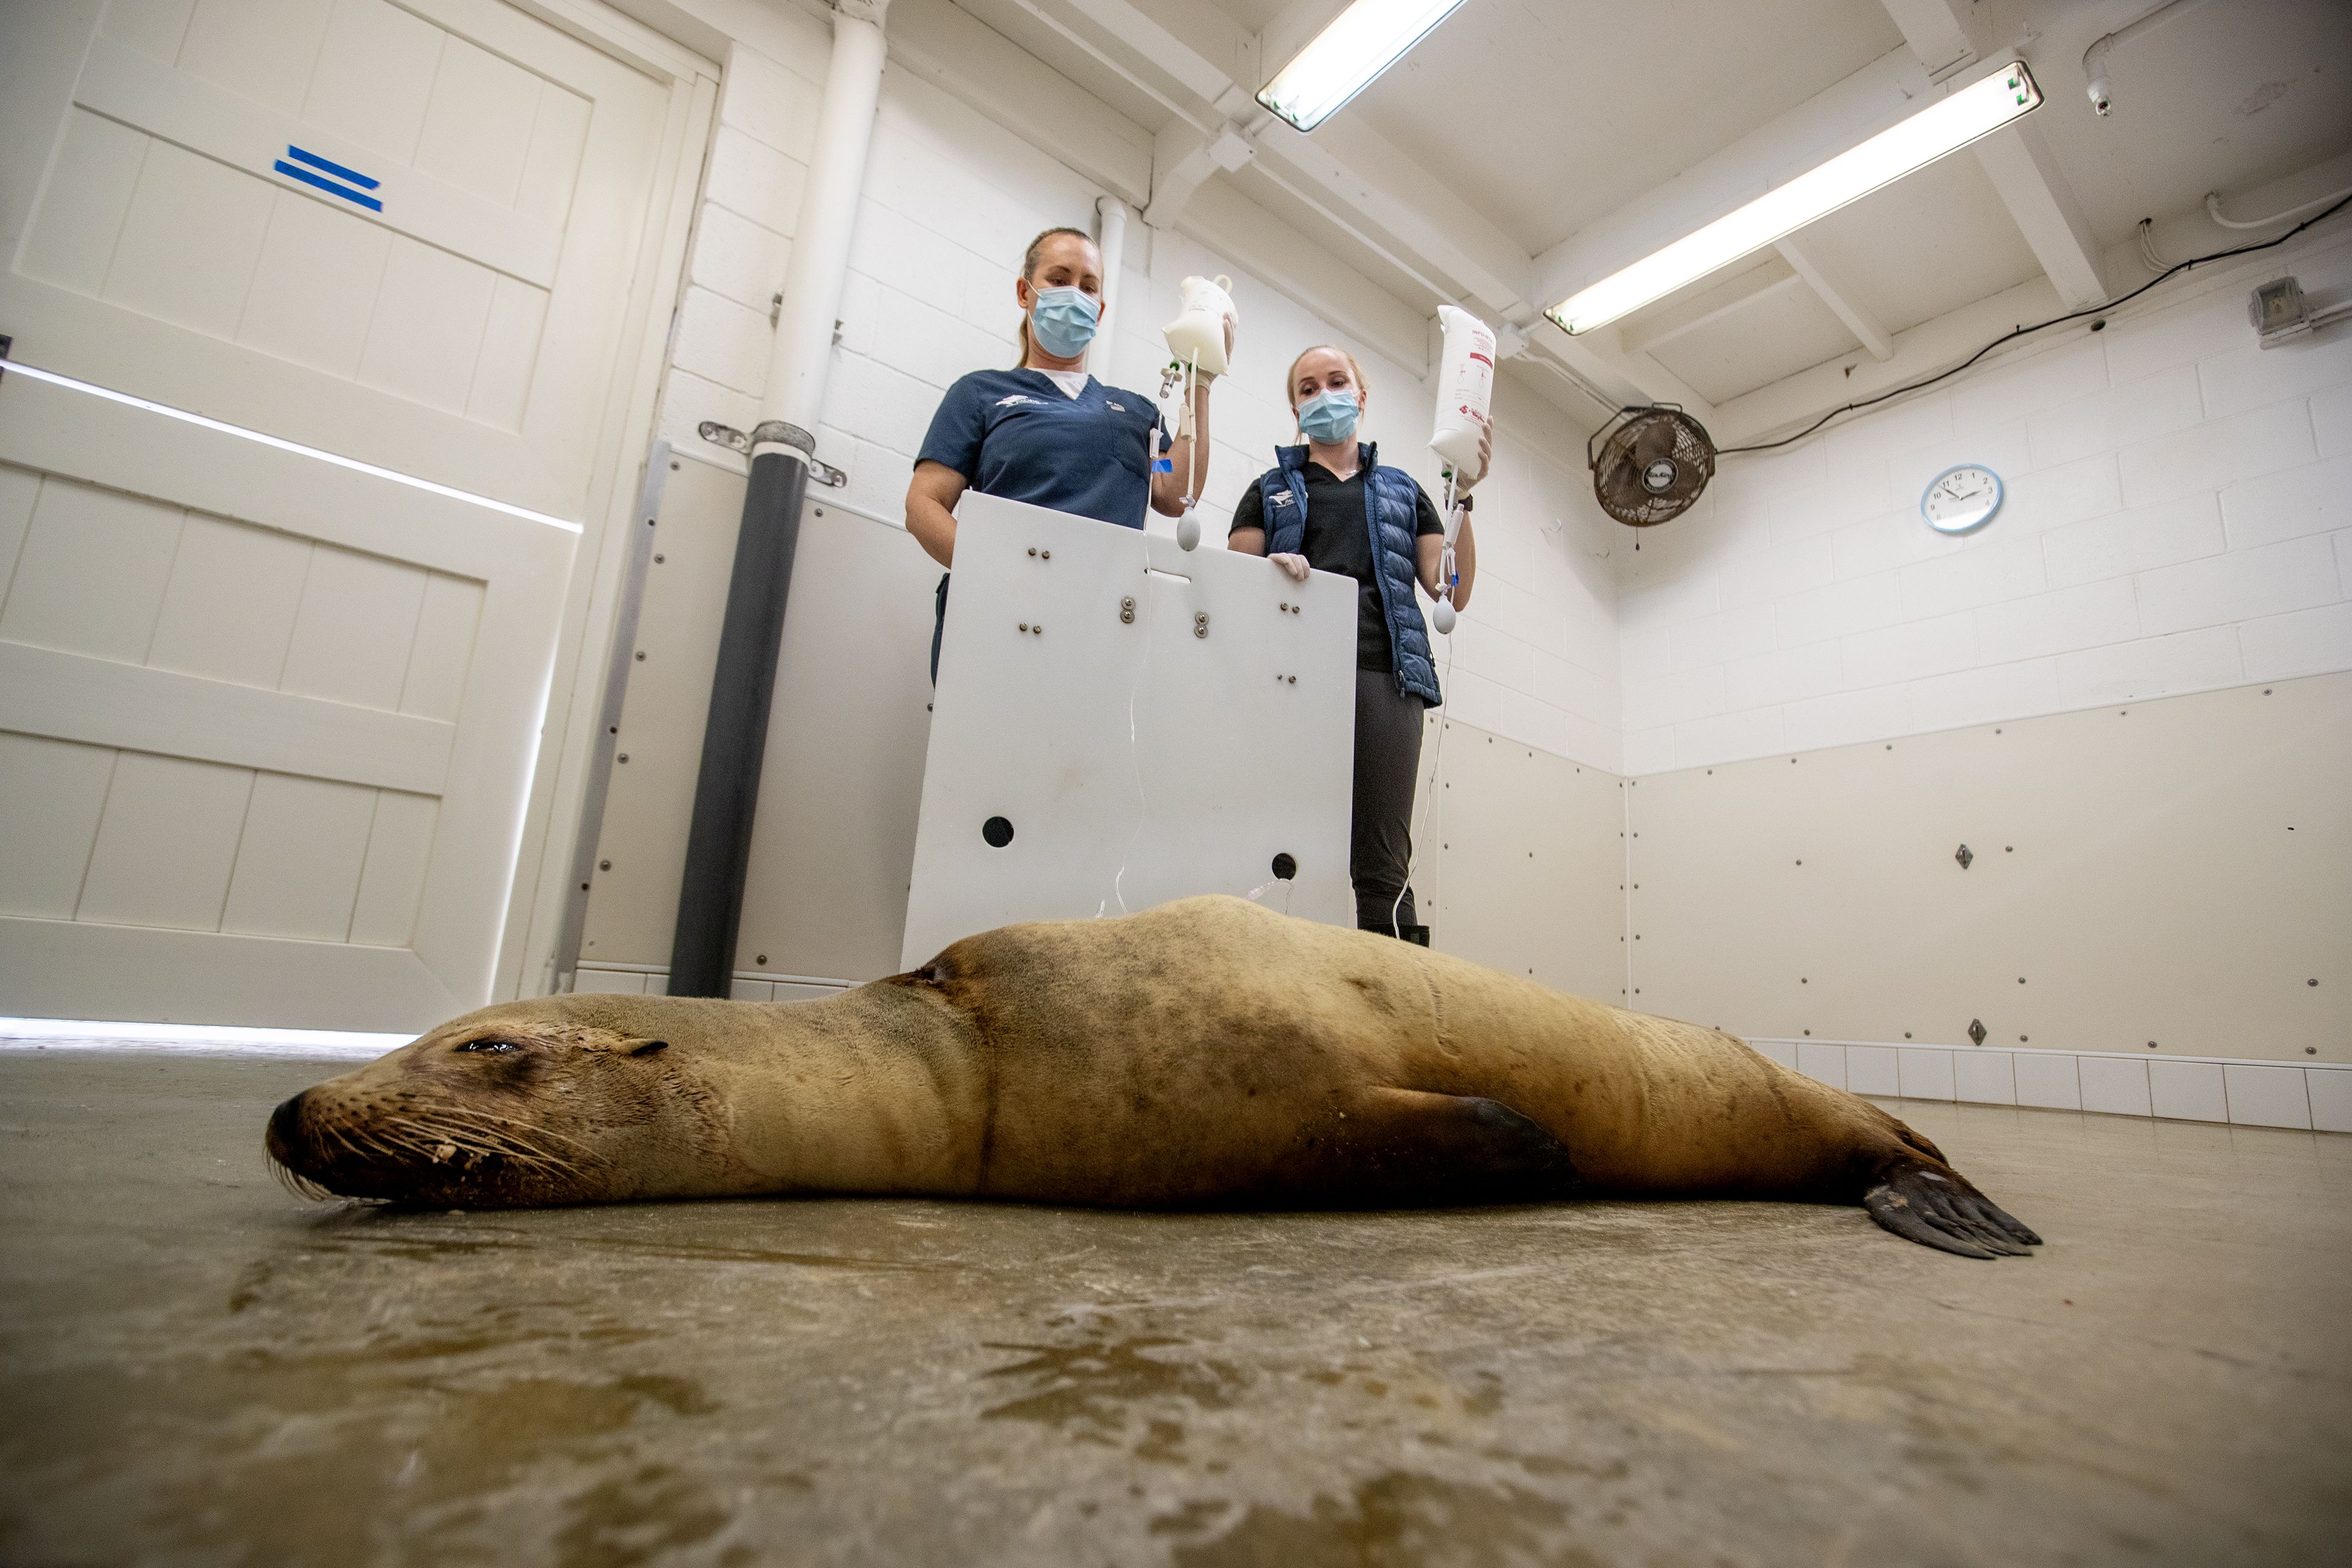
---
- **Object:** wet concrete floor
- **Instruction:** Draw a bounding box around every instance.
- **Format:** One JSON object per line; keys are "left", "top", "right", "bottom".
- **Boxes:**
{"left": 1, "top": 1048, "right": 2347, "bottom": 1567}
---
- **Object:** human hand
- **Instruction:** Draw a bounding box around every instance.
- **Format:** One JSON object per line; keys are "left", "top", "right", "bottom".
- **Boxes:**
{"left": 1458, "top": 421, "right": 1493, "bottom": 492}
{"left": 1269, "top": 553, "right": 1310, "bottom": 583}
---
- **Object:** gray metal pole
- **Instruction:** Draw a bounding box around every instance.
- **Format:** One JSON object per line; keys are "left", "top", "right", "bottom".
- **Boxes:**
{"left": 666, "top": 1, "right": 888, "bottom": 996}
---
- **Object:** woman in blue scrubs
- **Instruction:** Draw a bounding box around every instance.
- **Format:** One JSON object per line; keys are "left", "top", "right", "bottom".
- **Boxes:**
{"left": 906, "top": 226, "right": 1224, "bottom": 678}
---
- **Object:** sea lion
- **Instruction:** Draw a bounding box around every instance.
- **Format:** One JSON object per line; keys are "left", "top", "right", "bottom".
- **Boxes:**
{"left": 265, "top": 896, "right": 2039, "bottom": 1258}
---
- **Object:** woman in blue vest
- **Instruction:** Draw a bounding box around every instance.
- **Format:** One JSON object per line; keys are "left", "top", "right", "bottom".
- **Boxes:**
{"left": 906, "top": 226, "right": 1226, "bottom": 680}
{"left": 1227, "top": 345, "right": 1484, "bottom": 939}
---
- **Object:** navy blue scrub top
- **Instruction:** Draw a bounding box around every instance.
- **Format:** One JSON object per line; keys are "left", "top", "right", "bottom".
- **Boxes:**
{"left": 917, "top": 368, "right": 1167, "bottom": 681}
{"left": 917, "top": 368, "right": 1166, "bottom": 530}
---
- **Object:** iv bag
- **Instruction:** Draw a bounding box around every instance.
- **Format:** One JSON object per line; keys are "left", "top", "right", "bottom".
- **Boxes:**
{"left": 1429, "top": 304, "right": 1496, "bottom": 473}
{"left": 1163, "top": 274, "right": 1238, "bottom": 376}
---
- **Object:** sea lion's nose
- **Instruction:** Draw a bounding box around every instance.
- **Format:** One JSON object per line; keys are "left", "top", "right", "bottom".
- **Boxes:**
{"left": 265, "top": 1092, "right": 308, "bottom": 1163}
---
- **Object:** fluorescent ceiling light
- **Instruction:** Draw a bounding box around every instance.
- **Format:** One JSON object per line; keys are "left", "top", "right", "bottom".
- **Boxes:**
{"left": 1257, "top": 0, "right": 1470, "bottom": 133}
{"left": 0, "top": 359, "right": 584, "bottom": 534}
{"left": 1547, "top": 62, "right": 2043, "bottom": 335}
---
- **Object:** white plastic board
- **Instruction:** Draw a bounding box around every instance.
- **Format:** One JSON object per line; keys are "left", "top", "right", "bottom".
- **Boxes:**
{"left": 902, "top": 492, "right": 1358, "bottom": 968}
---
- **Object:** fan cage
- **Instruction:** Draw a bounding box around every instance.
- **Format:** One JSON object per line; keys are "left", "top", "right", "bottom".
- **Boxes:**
{"left": 1590, "top": 406, "right": 1715, "bottom": 527}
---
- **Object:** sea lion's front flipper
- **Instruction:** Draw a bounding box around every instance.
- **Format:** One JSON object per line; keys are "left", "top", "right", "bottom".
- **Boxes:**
{"left": 1863, "top": 1161, "right": 2042, "bottom": 1259}
{"left": 1254, "top": 1089, "right": 1579, "bottom": 1209}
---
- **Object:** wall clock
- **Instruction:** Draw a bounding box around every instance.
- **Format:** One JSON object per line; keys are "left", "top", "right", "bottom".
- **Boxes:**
{"left": 1921, "top": 464, "right": 2002, "bottom": 534}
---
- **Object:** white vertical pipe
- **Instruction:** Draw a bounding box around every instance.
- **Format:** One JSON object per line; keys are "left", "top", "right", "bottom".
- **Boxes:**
{"left": 1092, "top": 194, "right": 1130, "bottom": 382}
{"left": 758, "top": 0, "right": 890, "bottom": 450}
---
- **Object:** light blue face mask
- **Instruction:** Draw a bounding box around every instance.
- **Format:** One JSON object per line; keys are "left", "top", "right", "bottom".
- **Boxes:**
{"left": 1297, "top": 388, "right": 1360, "bottom": 444}
{"left": 1029, "top": 285, "right": 1099, "bottom": 358}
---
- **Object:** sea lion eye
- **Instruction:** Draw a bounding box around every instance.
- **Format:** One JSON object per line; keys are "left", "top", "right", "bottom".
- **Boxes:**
{"left": 455, "top": 1038, "right": 520, "bottom": 1054}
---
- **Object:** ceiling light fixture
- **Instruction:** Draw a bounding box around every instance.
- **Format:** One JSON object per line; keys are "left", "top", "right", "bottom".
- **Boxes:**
{"left": 1257, "top": 0, "right": 1471, "bottom": 133}
{"left": 1547, "top": 62, "right": 2043, "bottom": 335}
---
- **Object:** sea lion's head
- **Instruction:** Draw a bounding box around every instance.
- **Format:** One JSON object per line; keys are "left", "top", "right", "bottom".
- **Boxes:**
{"left": 264, "top": 996, "right": 742, "bottom": 1207}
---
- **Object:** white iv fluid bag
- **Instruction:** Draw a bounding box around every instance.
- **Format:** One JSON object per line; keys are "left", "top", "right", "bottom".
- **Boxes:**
{"left": 1429, "top": 305, "right": 1496, "bottom": 474}
{"left": 1163, "top": 274, "right": 1238, "bottom": 376}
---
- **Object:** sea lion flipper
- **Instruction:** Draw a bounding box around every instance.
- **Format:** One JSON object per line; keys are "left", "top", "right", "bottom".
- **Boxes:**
{"left": 1863, "top": 1162, "right": 2040, "bottom": 1259}
{"left": 1261, "top": 1090, "right": 1579, "bottom": 1210}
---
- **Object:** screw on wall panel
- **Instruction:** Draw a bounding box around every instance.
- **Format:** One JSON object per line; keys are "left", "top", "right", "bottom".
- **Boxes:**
{"left": 1287, "top": 675, "right": 1295, "bottom": 683}
{"left": 634, "top": 651, "right": 646, "bottom": 661}
{"left": 669, "top": 461, "right": 679, "bottom": 470}
{"left": 1955, "top": 844, "right": 1973, "bottom": 869}
{"left": 1019, "top": 622, "right": 1029, "bottom": 632}
{"left": 1120, "top": 596, "right": 1136, "bottom": 624}
{"left": 2018, "top": 977, "right": 2026, "bottom": 984}
{"left": 756, "top": 955, "right": 768, "bottom": 966}
{"left": 1033, "top": 624, "right": 1043, "bottom": 635}
{"left": 1904, "top": 1032, "right": 1912, "bottom": 1038}
{"left": 2310, "top": 979, "right": 2319, "bottom": 986}
{"left": 2148, "top": 1040, "right": 2158, "bottom": 1049}
{"left": 2309, "top": 1047, "right": 2318, "bottom": 1054}
{"left": 2020, "top": 1035, "right": 2029, "bottom": 1042}
{"left": 654, "top": 553, "right": 665, "bottom": 563}
{"left": 1195, "top": 611, "right": 1209, "bottom": 639}
{"left": 1968, "top": 1019, "right": 1987, "bottom": 1046}
{"left": 580, "top": 882, "right": 589, "bottom": 891}
{"left": 1043, "top": 551, "right": 1051, "bottom": 560}
{"left": 1028, "top": 547, "right": 1036, "bottom": 556}
{"left": 616, "top": 753, "right": 628, "bottom": 762}
{"left": 599, "top": 859, "right": 611, "bottom": 870}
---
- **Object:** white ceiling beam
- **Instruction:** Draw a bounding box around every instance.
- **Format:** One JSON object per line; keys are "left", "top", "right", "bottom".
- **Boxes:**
{"left": 1250, "top": 116, "right": 1532, "bottom": 314}
{"left": 1058, "top": 0, "right": 1251, "bottom": 112}
{"left": 885, "top": 0, "right": 1154, "bottom": 205}
{"left": 1530, "top": 48, "right": 1928, "bottom": 311}
{"left": 1774, "top": 234, "right": 1893, "bottom": 360}
{"left": 1143, "top": 119, "right": 1254, "bottom": 227}
{"left": 1876, "top": 0, "right": 1975, "bottom": 80}
{"left": 1529, "top": 320, "right": 1719, "bottom": 429}
{"left": 1179, "top": 178, "right": 1429, "bottom": 371}
{"left": 1973, "top": 123, "right": 2109, "bottom": 308}
{"left": 1619, "top": 257, "right": 1803, "bottom": 358}
{"left": 1876, "top": 0, "right": 2108, "bottom": 308}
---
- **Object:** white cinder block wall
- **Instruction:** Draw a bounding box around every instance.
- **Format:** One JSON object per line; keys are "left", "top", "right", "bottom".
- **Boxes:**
{"left": 651, "top": 26, "right": 1624, "bottom": 773}
{"left": 1617, "top": 233, "right": 2352, "bottom": 773}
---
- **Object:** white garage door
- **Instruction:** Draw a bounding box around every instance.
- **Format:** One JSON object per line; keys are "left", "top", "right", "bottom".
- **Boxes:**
{"left": 0, "top": 0, "right": 708, "bottom": 1029}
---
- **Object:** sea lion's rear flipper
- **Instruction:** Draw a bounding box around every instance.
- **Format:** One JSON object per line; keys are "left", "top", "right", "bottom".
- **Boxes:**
{"left": 1258, "top": 1089, "right": 1579, "bottom": 1209}
{"left": 1863, "top": 1161, "right": 2042, "bottom": 1259}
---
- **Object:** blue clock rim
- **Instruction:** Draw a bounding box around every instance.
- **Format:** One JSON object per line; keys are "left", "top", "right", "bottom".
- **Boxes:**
{"left": 1921, "top": 463, "right": 2003, "bottom": 534}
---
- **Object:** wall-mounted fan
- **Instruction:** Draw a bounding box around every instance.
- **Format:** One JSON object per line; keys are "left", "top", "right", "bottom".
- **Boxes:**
{"left": 1588, "top": 405, "right": 1715, "bottom": 534}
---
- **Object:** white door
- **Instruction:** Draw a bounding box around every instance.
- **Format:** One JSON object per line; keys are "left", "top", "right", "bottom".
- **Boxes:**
{"left": 0, "top": 0, "right": 701, "bottom": 1030}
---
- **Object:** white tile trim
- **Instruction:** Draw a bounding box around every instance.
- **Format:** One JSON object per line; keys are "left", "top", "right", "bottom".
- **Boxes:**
{"left": 1751, "top": 1037, "right": 2347, "bottom": 1131}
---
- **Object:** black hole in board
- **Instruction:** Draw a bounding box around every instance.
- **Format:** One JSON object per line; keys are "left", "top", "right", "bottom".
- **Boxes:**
{"left": 982, "top": 816, "right": 1014, "bottom": 848}
{"left": 1271, "top": 852, "right": 1297, "bottom": 880}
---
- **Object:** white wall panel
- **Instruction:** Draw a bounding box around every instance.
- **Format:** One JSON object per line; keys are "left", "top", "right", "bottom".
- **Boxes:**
{"left": 145, "top": 513, "right": 311, "bottom": 688}
{"left": 75, "top": 752, "right": 254, "bottom": 931}
{"left": 279, "top": 548, "right": 429, "bottom": 711}
{"left": 0, "top": 734, "right": 115, "bottom": 918}
{"left": 220, "top": 773, "right": 378, "bottom": 941}
{"left": 0, "top": 477, "right": 183, "bottom": 663}
{"left": 1619, "top": 237, "right": 2352, "bottom": 767}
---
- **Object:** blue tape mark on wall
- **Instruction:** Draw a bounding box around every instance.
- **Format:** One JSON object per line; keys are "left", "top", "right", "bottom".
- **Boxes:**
{"left": 285, "top": 145, "right": 379, "bottom": 189}
{"left": 273, "top": 145, "right": 382, "bottom": 212}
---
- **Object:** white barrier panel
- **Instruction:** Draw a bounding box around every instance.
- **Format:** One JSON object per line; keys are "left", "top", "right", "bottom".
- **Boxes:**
{"left": 902, "top": 492, "right": 1358, "bottom": 968}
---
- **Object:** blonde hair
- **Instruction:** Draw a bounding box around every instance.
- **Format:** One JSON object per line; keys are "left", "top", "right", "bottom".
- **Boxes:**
{"left": 1285, "top": 345, "right": 1369, "bottom": 414}
{"left": 1014, "top": 226, "right": 1099, "bottom": 366}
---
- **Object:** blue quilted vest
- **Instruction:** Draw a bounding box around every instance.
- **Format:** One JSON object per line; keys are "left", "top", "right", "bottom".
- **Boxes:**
{"left": 1258, "top": 442, "right": 1441, "bottom": 707}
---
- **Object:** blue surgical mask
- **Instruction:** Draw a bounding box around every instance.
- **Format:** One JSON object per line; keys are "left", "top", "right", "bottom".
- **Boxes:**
{"left": 1029, "top": 286, "right": 1099, "bottom": 358}
{"left": 1297, "top": 388, "right": 1360, "bottom": 444}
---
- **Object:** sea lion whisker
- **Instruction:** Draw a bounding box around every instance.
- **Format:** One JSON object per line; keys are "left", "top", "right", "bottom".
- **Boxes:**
{"left": 409, "top": 1104, "right": 607, "bottom": 1159}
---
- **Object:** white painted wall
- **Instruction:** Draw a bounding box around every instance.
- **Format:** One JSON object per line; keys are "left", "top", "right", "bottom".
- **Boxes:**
{"left": 1617, "top": 231, "right": 2352, "bottom": 773}
{"left": 646, "top": 21, "right": 1624, "bottom": 771}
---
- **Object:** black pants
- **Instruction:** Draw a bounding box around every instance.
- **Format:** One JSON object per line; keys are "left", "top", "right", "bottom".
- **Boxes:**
{"left": 1351, "top": 668, "right": 1423, "bottom": 935}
